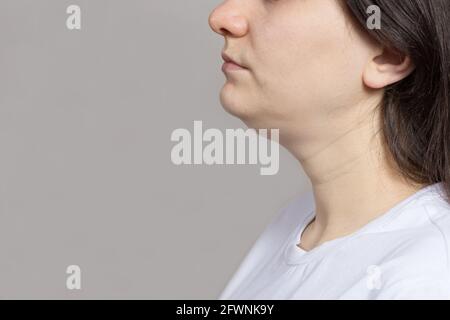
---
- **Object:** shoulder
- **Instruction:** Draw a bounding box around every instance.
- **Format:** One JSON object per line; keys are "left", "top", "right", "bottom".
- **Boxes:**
{"left": 380, "top": 187, "right": 450, "bottom": 270}
{"left": 374, "top": 195, "right": 450, "bottom": 299}
{"left": 402, "top": 196, "right": 450, "bottom": 271}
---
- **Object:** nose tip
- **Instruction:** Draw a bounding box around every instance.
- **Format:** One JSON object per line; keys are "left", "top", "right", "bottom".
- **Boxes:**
{"left": 208, "top": 10, "right": 225, "bottom": 36}
{"left": 208, "top": 5, "right": 248, "bottom": 38}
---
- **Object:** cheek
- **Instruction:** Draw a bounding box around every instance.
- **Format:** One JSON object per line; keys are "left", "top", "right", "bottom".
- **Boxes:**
{"left": 254, "top": 16, "right": 364, "bottom": 113}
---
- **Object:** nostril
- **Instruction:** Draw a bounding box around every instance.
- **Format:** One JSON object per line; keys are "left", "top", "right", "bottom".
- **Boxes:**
{"left": 219, "top": 28, "right": 232, "bottom": 36}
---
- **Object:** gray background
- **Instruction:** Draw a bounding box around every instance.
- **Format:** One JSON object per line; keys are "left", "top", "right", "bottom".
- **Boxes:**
{"left": 0, "top": 0, "right": 309, "bottom": 299}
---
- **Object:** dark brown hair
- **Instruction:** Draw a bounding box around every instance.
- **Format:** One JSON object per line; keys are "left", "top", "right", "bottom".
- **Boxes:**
{"left": 345, "top": 0, "right": 450, "bottom": 203}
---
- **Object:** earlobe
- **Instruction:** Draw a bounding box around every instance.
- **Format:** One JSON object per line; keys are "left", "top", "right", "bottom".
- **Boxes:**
{"left": 363, "top": 49, "right": 416, "bottom": 89}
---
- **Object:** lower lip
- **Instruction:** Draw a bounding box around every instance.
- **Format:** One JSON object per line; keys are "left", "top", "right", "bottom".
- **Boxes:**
{"left": 222, "top": 62, "right": 247, "bottom": 73}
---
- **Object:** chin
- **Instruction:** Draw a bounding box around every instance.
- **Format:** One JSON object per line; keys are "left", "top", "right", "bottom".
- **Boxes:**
{"left": 219, "top": 85, "right": 259, "bottom": 123}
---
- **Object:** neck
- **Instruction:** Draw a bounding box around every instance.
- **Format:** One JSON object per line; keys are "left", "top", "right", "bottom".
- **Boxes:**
{"left": 285, "top": 99, "right": 425, "bottom": 250}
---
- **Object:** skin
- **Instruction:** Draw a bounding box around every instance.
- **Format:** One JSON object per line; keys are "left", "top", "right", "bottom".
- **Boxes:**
{"left": 208, "top": 0, "right": 421, "bottom": 251}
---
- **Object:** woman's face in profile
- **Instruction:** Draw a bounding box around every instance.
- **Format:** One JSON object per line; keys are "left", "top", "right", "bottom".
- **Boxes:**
{"left": 209, "top": 0, "right": 380, "bottom": 141}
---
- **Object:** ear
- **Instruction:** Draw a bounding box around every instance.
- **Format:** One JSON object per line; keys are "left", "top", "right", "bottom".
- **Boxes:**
{"left": 363, "top": 47, "right": 416, "bottom": 89}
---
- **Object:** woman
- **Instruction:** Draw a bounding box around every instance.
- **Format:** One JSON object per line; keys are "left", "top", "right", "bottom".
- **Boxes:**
{"left": 208, "top": 0, "right": 450, "bottom": 299}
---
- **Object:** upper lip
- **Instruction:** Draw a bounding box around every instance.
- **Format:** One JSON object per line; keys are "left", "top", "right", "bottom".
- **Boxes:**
{"left": 221, "top": 52, "right": 247, "bottom": 69}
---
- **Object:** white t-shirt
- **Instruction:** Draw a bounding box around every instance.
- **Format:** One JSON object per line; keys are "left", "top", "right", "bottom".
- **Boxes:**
{"left": 218, "top": 182, "right": 450, "bottom": 299}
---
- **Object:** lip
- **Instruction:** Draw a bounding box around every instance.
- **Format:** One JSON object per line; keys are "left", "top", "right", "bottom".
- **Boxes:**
{"left": 221, "top": 52, "right": 248, "bottom": 72}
